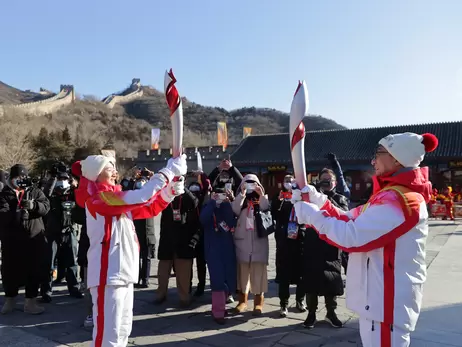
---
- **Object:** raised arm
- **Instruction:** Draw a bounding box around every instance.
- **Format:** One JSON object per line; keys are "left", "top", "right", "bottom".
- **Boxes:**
{"left": 294, "top": 190, "right": 422, "bottom": 253}
{"left": 232, "top": 192, "right": 245, "bottom": 216}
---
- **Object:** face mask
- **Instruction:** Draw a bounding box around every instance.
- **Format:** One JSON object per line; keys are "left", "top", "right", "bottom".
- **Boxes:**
{"left": 189, "top": 185, "right": 201, "bottom": 193}
{"left": 283, "top": 183, "right": 292, "bottom": 191}
{"left": 319, "top": 180, "right": 334, "bottom": 191}
{"left": 245, "top": 182, "right": 257, "bottom": 194}
{"left": 55, "top": 180, "right": 70, "bottom": 190}
{"left": 219, "top": 176, "right": 230, "bottom": 183}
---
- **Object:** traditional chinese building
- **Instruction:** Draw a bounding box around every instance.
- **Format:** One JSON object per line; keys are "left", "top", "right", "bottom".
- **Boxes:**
{"left": 131, "top": 145, "right": 238, "bottom": 175}
{"left": 230, "top": 121, "right": 462, "bottom": 201}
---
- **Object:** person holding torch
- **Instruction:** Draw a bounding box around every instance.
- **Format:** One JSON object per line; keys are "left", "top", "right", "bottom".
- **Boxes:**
{"left": 291, "top": 132, "right": 438, "bottom": 347}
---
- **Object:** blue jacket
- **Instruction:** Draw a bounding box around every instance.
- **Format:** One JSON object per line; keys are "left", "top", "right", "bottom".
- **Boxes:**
{"left": 200, "top": 200, "right": 237, "bottom": 293}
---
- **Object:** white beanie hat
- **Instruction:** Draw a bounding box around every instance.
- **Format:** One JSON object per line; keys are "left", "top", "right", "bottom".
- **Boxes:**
{"left": 80, "top": 155, "right": 116, "bottom": 182}
{"left": 378, "top": 132, "right": 438, "bottom": 168}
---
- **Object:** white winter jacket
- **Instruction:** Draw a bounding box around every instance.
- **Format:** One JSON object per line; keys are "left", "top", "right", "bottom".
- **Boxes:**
{"left": 75, "top": 172, "right": 175, "bottom": 289}
{"left": 295, "top": 168, "right": 432, "bottom": 332}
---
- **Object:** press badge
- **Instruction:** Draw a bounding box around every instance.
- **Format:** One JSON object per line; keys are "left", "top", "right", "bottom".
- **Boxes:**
{"left": 172, "top": 209, "right": 181, "bottom": 221}
{"left": 287, "top": 222, "right": 298, "bottom": 239}
{"left": 219, "top": 221, "right": 230, "bottom": 232}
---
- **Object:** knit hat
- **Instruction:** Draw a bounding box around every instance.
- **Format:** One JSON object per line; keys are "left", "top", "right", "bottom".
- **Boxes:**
{"left": 10, "top": 164, "right": 28, "bottom": 178}
{"left": 80, "top": 155, "right": 116, "bottom": 182}
{"left": 378, "top": 132, "right": 438, "bottom": 168}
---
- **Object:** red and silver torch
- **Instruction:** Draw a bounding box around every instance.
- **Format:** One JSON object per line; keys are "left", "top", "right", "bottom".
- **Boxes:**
{"left": 164, "top": 69, "right": 183, "bottom": 158}
{"left": 289, "top": 80, "right": 309, "bottom": 192}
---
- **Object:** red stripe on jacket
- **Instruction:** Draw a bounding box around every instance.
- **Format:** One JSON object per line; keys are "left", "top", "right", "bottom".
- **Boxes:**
{"left": 94, "top": 217, "right": 113, "bottom": 347}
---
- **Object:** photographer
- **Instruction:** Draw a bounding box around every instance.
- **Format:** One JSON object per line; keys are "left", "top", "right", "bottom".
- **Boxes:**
{"left": 0, "top": 164, "right": 50, "bottom": 315}
{"left": 40, "top": 163, "right": 82, "bottom": 302}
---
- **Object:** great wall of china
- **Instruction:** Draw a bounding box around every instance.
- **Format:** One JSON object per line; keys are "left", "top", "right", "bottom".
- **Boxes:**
{"left": 102, "top": 78, "right": 144, "bottom": 108}
{"left": 0, "top": 85, "right": 75, "bottom": 117}
{"left": 0, "top": 79, "right": 144, "bottom": 117}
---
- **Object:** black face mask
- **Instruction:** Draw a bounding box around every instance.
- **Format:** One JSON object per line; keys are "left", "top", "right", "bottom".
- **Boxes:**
{"left": 13, "top": 177, "right": 32, "bottom": 189}
{"left": 319, "top": 180, "right": 331, "bottom": 187}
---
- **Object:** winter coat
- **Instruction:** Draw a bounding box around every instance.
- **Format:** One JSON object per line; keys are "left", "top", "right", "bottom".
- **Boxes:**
{"left": 0, "top": 184, "right": 50, "bottom": 240}
{"left": 73, "top": 203, "right": 89, "bottom": 267}
{"left": 295, "top": 167, "right": 431, "bottom": 332}
{"left": 0, "top": 184, "right": 51, "bottom": 287}
{"left": 232, "top": 192, "right": 270, "bottom": 264}
{"left": 158, "top": 188, "right": 199, "bottom": 260}
{"left": 272, "top": 194, "right": 305, "bottom": 285}
{"left": 134, "top": 217, "right": 156, "bottom": 246}
{"left": 303, "top": 189, "right": 348, "bottom": 296}
{"left": 200, "top": 199, "right": 237, "bottom": 292}
{"left": 74, "top": 172, "right": 172, "bottom": 289}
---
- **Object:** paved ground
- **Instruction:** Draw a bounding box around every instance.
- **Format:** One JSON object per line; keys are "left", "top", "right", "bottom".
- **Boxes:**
{"left": 0, "top": 219, "right": 460, "bottom": 347}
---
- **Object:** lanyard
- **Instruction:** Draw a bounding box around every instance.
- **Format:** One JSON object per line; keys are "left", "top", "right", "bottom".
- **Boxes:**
{"left": 213, "top": 214, "right": 218, "bottom": 231}
{"left": 170, "top": 195, "right": 182, "bottom": 210}
{"left": 17, "top": 190, "right": 25, "bottom": 207}
{"left": 289, "top": 207, "right": 296, "bottom": 222}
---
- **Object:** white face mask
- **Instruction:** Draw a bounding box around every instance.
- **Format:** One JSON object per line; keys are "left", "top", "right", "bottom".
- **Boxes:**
{"left": 55, "top": 180, "right": 70, "bottom": 189}
{"left": 283, "top": 183, "right": 292, "bottom": 191}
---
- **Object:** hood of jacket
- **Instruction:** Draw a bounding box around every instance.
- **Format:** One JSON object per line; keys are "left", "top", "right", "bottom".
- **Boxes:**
{"left": 372, "top": 167, "right": 432, "bottom": 203}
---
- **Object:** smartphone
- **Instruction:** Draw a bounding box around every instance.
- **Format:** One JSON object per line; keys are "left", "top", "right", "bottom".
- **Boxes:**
{"left": 225, "top": 183, "right": 232, "bottom": 191}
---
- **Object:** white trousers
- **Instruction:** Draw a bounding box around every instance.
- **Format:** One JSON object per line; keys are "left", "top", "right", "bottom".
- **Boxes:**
{"left": 90, "top": 284, "right": 134, "bottom": 347}
{"left": 359, "top": 318, "right": 411, "bottom": 347}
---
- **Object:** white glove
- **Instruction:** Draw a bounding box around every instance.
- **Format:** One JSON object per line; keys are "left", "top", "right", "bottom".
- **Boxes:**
{"left": 307, "top": 185, "right": 328, "bottom": 208}
{"left": 293, "top": 201, "right": 320, "bottom": 225}
{"left": 167, "top": 154, "right": 188, "bottom": 177}
{"left": 160, "top": 177, "right": 185, "bottom": 202}
{"left": 291, "top": 189, "right": 302, "bottom": 205}
{"left": 294, "top": 185, "right": 327, "bottom": 208}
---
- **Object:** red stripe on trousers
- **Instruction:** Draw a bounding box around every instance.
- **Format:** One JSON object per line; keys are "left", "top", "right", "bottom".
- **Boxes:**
{"left": 381, "top": 240, "right": 396, "bottom": 347}
{"left": 95, "top": 217, "right": 112, "bottom": 347}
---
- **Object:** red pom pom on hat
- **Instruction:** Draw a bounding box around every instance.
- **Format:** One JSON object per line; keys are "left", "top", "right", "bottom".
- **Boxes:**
{"left": 71, "top": 161, "right": 82, "bottom": 177}
{"left": 421, "top": 133, "right": 438, "bottom": 153}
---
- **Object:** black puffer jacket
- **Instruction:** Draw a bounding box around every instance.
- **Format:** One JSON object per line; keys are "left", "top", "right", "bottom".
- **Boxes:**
{"left": 157, "top": 189, "right": 199, "bottom": 260}
{"left": 302, "top": 189, "right": 348, "bottom": 296}
{"left": 272, "top": 195, "right": 305, "bottom": 285}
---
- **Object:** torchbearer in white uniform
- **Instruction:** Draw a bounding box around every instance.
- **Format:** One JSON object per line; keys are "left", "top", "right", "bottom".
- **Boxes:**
{"left": 291, "top": 132, "right": 439, "bottom": 347}
{"left": 73, "top": 154, "right": 187, "bottom": 347}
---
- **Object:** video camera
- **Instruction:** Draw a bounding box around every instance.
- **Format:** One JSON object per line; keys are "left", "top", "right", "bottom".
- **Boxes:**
{"left": 51, "top": 161, "right": 69, "bottom": 179}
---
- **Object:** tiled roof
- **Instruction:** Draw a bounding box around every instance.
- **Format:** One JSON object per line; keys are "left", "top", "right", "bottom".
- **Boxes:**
{"left": 231, "top": 121, "right": 462, "bottom": 165}
{"left": 137, "top": 145, "right": 238, "bottom": 162}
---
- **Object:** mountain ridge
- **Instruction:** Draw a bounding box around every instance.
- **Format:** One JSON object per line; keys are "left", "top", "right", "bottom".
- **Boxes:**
{"left": 0, "top": 81, "right": 346, "bottom": 162}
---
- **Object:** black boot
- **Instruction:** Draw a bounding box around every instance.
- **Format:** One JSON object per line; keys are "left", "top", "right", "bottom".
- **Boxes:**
{"left": 325, "top": 310, "right": 343, "bottom": 328}
{"left": 303, "top": 311, "right": 316, "bottom": 329}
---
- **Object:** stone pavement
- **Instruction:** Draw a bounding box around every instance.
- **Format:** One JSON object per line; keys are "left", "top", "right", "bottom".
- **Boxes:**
{"left": 0, "top": 220, "right": 460, "bottom": 347}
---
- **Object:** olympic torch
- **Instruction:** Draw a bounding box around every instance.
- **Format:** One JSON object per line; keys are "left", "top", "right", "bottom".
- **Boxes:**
{"left": 164, "top": 69, "right": 183, "bottom": 158}
{"left": 289, "top": 81, "right": 309, "bottom": 193}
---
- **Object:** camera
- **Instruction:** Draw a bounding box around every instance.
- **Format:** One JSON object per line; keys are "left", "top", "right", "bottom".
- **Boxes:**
{"left": 51, "top": 161, "right": 69, "bottom": 179}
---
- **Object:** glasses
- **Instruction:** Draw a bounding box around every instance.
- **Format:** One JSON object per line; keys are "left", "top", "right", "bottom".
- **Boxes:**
{"left": 372, "top": 151, "right": 389, "bottom": 160}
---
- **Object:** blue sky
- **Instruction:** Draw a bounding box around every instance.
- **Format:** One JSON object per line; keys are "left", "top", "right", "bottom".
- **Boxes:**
{"left": 1, "top": 0, "right": 461, "bottom": 128}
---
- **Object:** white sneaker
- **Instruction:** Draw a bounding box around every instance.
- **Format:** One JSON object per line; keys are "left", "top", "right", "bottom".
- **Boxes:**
{"left": 84, "top": 315, "right": 94, "bottom": 328}
{"left": 279, "top": 306, "right": 288, "bottom": 317}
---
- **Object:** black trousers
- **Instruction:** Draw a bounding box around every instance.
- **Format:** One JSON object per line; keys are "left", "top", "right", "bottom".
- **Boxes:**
{"left": 189, "top": 239, "right": 207, "bottom": 292}
{"left": 278, "top": 281, "right": 305, "bottom": 307}
{"left": 139, "top": 243, "right": 155, "bottom": 283}
{"left": 2, "top": 233, "right": 48, "bottom": 299}
{"left": 306, "top": 293, "right": 337, "bottom": 313}
{"left": 41, "top": 233, "right": 80, "bottom": 296}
